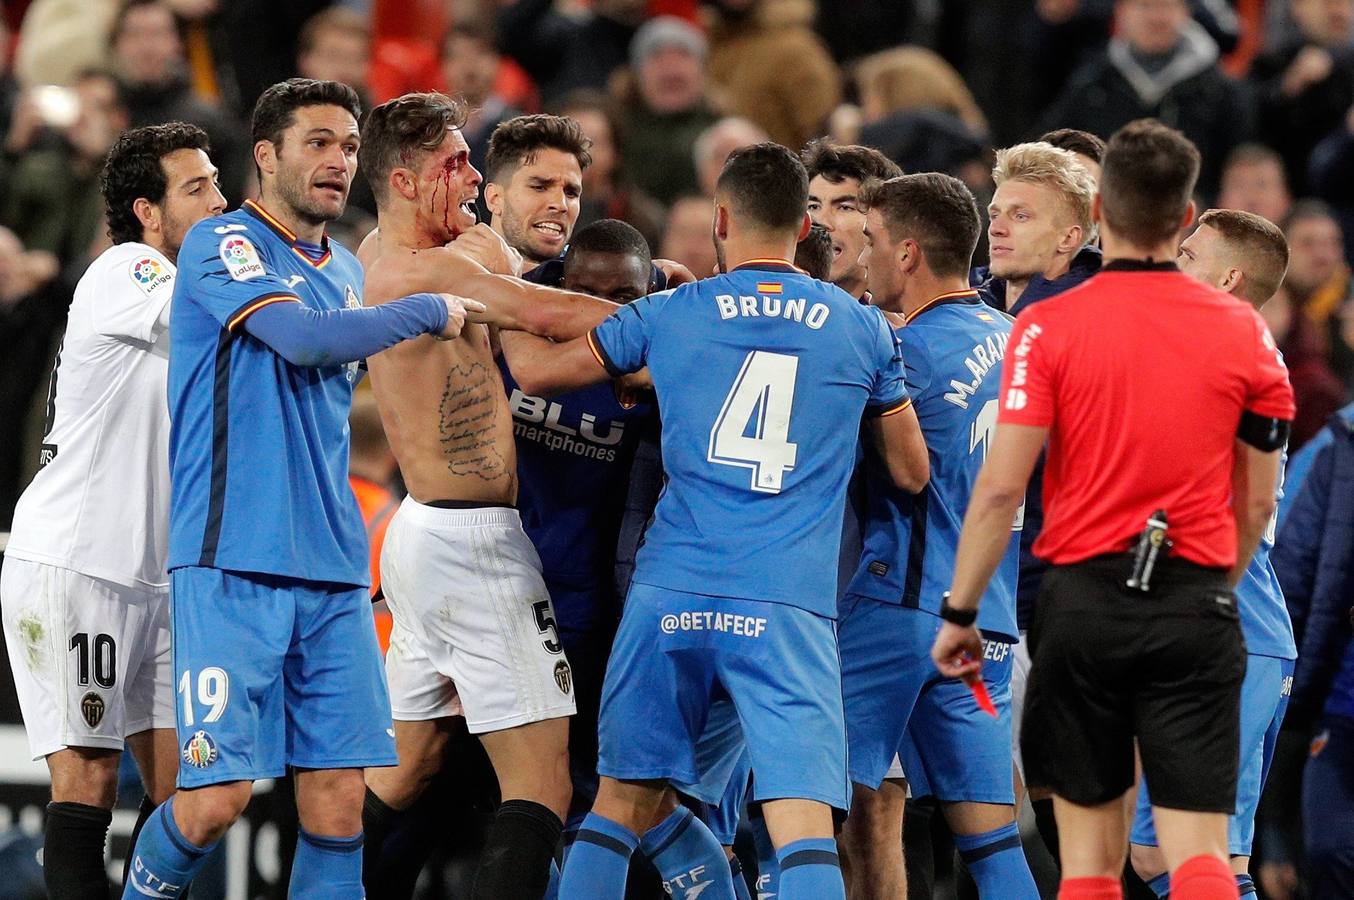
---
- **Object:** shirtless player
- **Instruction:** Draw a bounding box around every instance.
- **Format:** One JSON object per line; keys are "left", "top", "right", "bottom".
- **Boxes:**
{"left": 354, "top": 92, "right": 620, "bottom": 899}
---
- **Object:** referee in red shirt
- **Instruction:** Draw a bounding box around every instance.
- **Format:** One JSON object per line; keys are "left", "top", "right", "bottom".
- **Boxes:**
{"left": 931, "top": 119, "right": 1295, "bottom": 900}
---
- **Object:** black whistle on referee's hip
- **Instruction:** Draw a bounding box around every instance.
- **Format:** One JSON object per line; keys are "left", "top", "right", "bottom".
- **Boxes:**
{"left": 1127, "top": 510, "right": 1171, "bottom": 592}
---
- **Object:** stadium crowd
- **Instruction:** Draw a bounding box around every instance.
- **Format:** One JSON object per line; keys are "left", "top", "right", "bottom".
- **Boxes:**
{"left": 0, "top": 0, "right": 1351, "bottom": 898}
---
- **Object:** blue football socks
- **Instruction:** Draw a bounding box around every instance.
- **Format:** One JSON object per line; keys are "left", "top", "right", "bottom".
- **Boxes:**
{"left": 953, "top": 822, "right": 1039, "bottom": 899}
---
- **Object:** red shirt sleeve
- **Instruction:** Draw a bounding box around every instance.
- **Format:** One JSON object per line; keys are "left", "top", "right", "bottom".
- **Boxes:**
{"left": 999, "top": 308, "right": 1057, "bottom": 427}
{"left": 1244, "top": 308, "right": 1296, "bottom": 421}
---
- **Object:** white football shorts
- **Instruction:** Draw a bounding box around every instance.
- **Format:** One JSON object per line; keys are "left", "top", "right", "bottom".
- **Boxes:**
{"left": 380, "top": 498, "right": 575, "bottom": 734}
{"left": 1, "top": 558, "right": 173, "bottom": 759}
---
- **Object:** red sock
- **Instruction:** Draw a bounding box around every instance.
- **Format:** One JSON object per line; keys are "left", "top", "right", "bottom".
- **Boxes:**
{"left": 1058, "top": 876, "right": 1123, "bottom": 899}
{"left": 1171, "top": 855, "right": 1239, "bottom": 899}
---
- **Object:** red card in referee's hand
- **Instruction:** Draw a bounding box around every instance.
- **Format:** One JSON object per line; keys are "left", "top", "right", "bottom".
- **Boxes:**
{"left": 969, "top": 677, "right": 998, "bottom": 718}
{"left": 960, "top": 652, "right": 999, "bottom": 717}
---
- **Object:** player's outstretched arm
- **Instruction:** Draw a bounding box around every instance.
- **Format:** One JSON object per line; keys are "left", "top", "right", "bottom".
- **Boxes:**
{"left": 503, "top": 331, "right": 613, "bottom": 397}
{"left": 865, "top": 402, "right": 929, "bottom": 493}
{"left": 241, "top": 292, "right": 479, "bottom": 367}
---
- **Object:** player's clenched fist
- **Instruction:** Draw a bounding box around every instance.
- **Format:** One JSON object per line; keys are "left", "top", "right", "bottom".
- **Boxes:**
{"left": 435, "top": 293, "right": 488, "bottom": 340}
{"left": 450, "top": 223, "right": 524, "bottom": 277}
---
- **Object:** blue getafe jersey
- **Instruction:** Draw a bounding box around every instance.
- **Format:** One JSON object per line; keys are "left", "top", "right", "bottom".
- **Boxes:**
{"left": 588, "top": 260, "right": 909, "bottom": 617}
{"left": 844, "top": 292, "right": 1020, "bottom": 639}
{"left": 500, "top": 359, "right": 652, "bottom": 594}
{"left": 167, "top": 200, "right": 369, "bottom": 587}
{"left": 1237, "top": 448, "right": 1297, "bottom": 660}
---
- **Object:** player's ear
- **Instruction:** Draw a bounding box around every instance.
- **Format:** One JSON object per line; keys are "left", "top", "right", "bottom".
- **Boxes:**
{"left": 390, "top": 167, "right": 417, "bottom": 202}
{"left": 484, "top": 181, "right": 504, "bottom": 218}
{"left": 797, "top": 212, "right": 812, "bottom": 242}
{"left": 714, "top": 204, "right": 730, "bottom": 240}
{"left": 132, "top": 197, "right": 159, "bottom": 237}
{"left": 1179, "top": 199, "right": 1197, "bottom": 234}
{"left": 253, "top": 140, "right": 277, "bottom": 179}
{"left": 1058, "top": 224, "right": 1084, "bottom": 254}
{"left": 899, "top": 238, "right": 920, "bottom": 276}
{"left": 1220, "top": 266, "right": 1243, "bottom": 294}
{"left": 1091, "top": 192, "right": 1103, "bottom": 224}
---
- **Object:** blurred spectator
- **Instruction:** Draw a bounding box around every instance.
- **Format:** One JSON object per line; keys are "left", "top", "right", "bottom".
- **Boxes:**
{"left": 1217, "top": 143, "right": 1294, "bottom": 226}
{"left": 13, "top": 0, "right": 119, "bottom": 87}
{"left": 1279, "top": 201, "right": 1350, "bottom": 446}
{"left": 556, "top": 90, "right": 664, "bottom": 248}
{"left": 693, "top": 116, "right": 767, "bottom": 198}
{"left": 442, "top": 18, "right": 520, "bottom": 177}
{"left": 658, "top": 194, "right": 717, "bottom": 278}
{"left": 618, "top": 16, "right": 716, "bottom": 206}
{"left": 1309, "top": 103, "right": 1354, "bottom": 261}
{"left": 852, "top": 46, "right": 989, "bottom": 181}
{"left": 0, "top": 10, "right": 18, "bottom": 138}
{"left": 0, "top": 224, "right": 62, "bottom": 528}
{"left": 298, "top": 7, "right": 377, "bottom": 223}
{"left": 497, "top": 0, "right": 647, "bottom": 107}
{"left": 2, "top": 70, "right": 125, "bottom": 264}
{"left": 703, "top": 0, "right": 841, "bottom": 152}
{"left": 1251, "top": 0, "right": 1354, "bottom": 193}
{"left": 110, "top": 0, "right": 247, "bottom": 202}
{"left": 1037, "top": 0, "right": 1253, "bottom": 200}
{"left": 297, "top": 6, "right": 371, "bottom": 106}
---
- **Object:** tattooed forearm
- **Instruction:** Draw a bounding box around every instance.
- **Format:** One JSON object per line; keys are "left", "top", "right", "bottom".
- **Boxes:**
{"left": 439, "top": 363, "right": 509, "bottom": 481}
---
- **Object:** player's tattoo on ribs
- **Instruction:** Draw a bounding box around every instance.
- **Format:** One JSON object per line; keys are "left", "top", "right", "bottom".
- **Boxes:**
{"left": 439, "top": 363, "right": 507, "bottom": 481}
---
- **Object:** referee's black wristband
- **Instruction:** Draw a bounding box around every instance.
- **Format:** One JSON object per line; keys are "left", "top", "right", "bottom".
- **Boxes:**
{"left": 939, "top": 593, "right": 977, "bottom": 627}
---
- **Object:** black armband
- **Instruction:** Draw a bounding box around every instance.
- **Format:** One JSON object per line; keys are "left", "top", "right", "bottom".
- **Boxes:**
{"left": 1237, "top": 411, "right": 1291, "bottom": 451}
{"left": 939, "top": 593, "right": 978, "bottom": 627}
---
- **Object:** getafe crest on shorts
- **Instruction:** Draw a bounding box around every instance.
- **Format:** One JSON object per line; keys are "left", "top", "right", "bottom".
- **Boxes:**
{"left": 182, "top": 730, "right": 219, "bottom": 769}
{"left": 554, "top": 660, "right": 572, "bottom": 695}
{"left": 80, "top": 691, "right": 105, "bottom": 728}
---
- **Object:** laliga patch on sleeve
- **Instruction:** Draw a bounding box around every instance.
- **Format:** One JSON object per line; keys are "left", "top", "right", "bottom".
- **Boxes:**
{"left": 128, "top": 255, "right": 173, "bottom": 297}
{"left": 219, "top": 236, "right": 265, "bottom": 281}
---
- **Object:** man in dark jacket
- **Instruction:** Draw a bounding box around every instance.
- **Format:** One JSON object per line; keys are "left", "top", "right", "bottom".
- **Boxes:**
{"left": 1037, "top": 0, "right": 1252, "bottom": 199}
{"left": 496, "top": 0, "right": 647, "bottom": 107}
{"left": 1271, "top": 410, "right": 1354, "bottom": 898}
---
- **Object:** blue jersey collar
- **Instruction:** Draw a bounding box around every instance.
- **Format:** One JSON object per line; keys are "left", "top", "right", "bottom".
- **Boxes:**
{"left": 904, "top": 288, "right": 980, "bottom": 324}
{"left": 730, "top": 258, "right": 807, "bottom": 275}
{"left": 243, "top": 199, "right": 333, "bottom": 268}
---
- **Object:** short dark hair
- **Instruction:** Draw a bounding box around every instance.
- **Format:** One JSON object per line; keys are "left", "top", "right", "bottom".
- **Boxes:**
{"left": 359, "top": 91, "right": 468, "bottom": 206}
{"left": 101, "top": 121, "right": 211, "bottom": 245}
{"left": 484, "top": 115, "right": 592, "bottom": 186}
{"left": 794, "top": 223, "right": 833, "bottom": 281}
{"left": 1197, "top": 208, "right": 1289, "bottom": 305}
{"left": 1099, "top": 119, "right": 1200, "bottom": 248}
{"left": 860, "top": 173, "right": 981, "bottom": 278}
{"left": 251, "top": 77, "right": 362, "bottom": 151}
{"left": 716, "top": 142, "right": 809, "bottom": 234}
{"left": 1039, "top": 128, "right": 1106, "bottom": 164}
{"left": 801, "top": 138, "right": 902, "bottom": 185}
{"left": 1223, "top": 142, "right": 1283, "bottom": 173}
{"left": 564, "top": 218, "right": 652, "bottom": 270}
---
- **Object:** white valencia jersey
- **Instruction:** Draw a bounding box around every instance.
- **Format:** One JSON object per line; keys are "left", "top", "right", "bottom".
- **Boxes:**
{"left": 6, "top": 243, "right": 176, "bottom": 589}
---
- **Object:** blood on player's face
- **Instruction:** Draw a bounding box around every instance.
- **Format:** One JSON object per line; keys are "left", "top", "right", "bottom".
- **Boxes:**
{"left": 414, "top": 129, "right": 480, "bottom": 244}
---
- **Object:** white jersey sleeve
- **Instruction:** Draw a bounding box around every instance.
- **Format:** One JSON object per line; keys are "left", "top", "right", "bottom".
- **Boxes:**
{"left": 89, "top": 248, "right": 176, "bottom": 344}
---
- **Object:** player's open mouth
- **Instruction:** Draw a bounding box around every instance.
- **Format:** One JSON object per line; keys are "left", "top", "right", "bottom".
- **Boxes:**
{"left": 832, "top": 243, "right": 843, "bottom": 259}
{"left": 533, "top": 222, "right": 565, "bottom": 239}
{"left": 314, "top": 181, "right": 346, "bottom": 196}
{"left": 459, "top": 201, "right": 477, "bottom": 219}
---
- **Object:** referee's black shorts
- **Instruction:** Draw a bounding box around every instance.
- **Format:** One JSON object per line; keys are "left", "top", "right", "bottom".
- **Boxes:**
{"left": 1021, "top": 554, "right": 1245, "bottom": 811}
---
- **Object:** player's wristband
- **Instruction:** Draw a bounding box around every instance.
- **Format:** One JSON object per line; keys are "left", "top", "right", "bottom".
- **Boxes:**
{"left": 939, "top": 593, "right": 977, "bottom": 627}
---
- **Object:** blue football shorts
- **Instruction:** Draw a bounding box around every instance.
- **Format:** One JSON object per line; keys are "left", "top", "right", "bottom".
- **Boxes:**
{"left": 170, "top": 566, "right": 397, "bottom": 788}
{"left": 839, "top": 596, "right": 1016, "bottom": 804}
{"left": 598, "top": 582, "right": 849, "bottom": 811}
